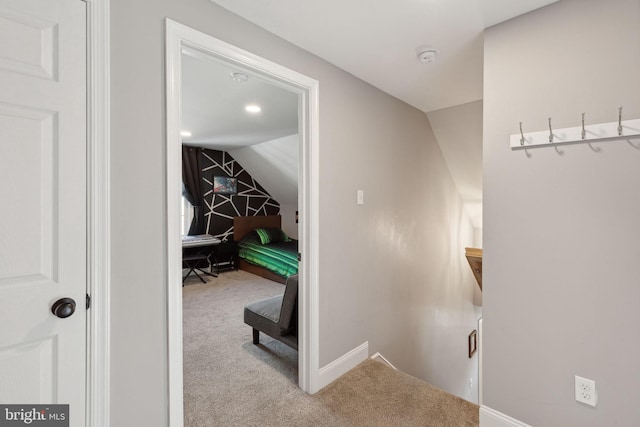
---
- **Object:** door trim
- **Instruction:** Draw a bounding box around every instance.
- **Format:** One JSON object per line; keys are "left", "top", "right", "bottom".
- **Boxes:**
{"left": 86, "top": 0, "right": 111, "bottom": 426}
{"left": 165, "top": 19, "right": 321, "bottom": 426}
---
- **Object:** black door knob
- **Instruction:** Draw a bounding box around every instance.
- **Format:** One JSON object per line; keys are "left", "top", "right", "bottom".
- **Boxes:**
{"left": 51, "top": 298, "right": 76, "bottom": 318}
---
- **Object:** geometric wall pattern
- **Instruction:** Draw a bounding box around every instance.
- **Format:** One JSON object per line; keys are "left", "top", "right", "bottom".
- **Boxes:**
{"left": 201, "top": 149, "right": 280, "bottom": 241}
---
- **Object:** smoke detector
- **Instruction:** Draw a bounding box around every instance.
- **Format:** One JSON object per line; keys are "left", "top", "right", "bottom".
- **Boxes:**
{"left": 230, "top": 72, "right": 249, "bottom": 83}
{"left": 416, "top": 47, "right": 439, "bottom": 64}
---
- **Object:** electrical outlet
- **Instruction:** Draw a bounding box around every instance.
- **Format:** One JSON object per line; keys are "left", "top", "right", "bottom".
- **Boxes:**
{"left": 575, "top": 375, "right": 597, "bottom": 407}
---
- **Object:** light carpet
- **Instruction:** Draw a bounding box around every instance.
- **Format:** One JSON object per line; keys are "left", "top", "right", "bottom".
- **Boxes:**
{"left": 183, "top": 270, "right": 478, "bottom": 426}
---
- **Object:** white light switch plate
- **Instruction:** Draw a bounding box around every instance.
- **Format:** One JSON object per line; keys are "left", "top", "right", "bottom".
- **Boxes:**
{"left": 357, "top": 189, "right": 364, "bottom": 205}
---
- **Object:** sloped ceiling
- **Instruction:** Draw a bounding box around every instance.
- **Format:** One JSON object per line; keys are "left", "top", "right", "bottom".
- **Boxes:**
{"left": 229, "top": 134, "right": 299, "bottom": 206}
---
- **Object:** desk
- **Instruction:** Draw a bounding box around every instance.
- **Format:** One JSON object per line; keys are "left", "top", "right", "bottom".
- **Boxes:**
{"left": 182, "top": 234, "right": 221, "bottom": 282}
{"left": 211, "top": 241, "right": 239, "bottom": 273}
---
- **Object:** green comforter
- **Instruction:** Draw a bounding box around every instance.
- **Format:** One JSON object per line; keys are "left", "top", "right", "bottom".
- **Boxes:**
{"left": 238, "top": 239, "right": 299, "bottom": 278}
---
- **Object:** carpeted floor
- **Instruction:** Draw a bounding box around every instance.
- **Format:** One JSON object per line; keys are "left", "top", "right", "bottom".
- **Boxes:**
{"left": 183, "top": 270, "right": 478, "bottom": 426}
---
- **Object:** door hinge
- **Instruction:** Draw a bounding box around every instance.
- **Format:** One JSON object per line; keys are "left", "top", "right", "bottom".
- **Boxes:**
{"left": 298, "top": 252, "right": 302, "bottom": 261}
{"left": 86, "top": 294, "right": 91, "bottom": 310}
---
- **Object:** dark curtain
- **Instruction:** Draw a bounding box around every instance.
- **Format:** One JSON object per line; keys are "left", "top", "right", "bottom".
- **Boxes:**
{"left": 182, "top": 145, "right": 206, "bottom": 235}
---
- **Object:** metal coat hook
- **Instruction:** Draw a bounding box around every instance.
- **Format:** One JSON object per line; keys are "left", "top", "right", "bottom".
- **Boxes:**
{"left": 510, "top": 108, "right": 640, "bottom": 149}
{"left": 618, "top": 106, "right": 623, "bottom": 136}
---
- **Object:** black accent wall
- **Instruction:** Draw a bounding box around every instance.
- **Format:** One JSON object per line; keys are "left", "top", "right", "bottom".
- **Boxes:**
{"left": 201, "top": 149, "right": 279, "bottom": 241}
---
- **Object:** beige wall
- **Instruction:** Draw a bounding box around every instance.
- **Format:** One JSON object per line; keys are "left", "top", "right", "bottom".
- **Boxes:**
{"left": 110, "top": 1, "right": 478, "bottom": 424}
{"left": 483, "top": 0, "right": 640, "bottom": 425}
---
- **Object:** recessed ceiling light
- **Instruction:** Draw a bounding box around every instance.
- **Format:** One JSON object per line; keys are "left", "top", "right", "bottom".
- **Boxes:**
{"left": 245, "top": 104, "right": 262, "bottom": 113}
{"left": 180, "top": 130, "right": 192, "bottom": 137}
{"left": 231, "top": 72, "right": 249, "bottom": 83}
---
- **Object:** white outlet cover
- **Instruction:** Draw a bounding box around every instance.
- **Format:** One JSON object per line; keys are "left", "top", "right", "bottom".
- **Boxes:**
{"left": 575, "top": 375, "right": 597, "bottom": 407}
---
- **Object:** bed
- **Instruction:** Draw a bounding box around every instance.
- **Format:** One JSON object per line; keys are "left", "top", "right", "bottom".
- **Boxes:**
{"left": 233, "top": 215, "right": 298, "bottom": 284}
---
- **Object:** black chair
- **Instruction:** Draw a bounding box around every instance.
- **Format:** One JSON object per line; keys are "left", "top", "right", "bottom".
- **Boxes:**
{"left": 244, "top": 274, "right": 298, "bottom": 350}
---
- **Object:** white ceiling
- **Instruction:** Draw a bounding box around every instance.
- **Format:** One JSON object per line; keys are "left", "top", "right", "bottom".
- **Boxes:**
{"left": 181, "top": 51, "right": 300, "bottom": 207}
{"left": 209, "top": 0, "right": 559, "bottom": 113}
{"left": 183, "top": 0, "right": 560, "bottom": 233}
{"left": 181, "top": 51, "right": 298, "bottom": 149}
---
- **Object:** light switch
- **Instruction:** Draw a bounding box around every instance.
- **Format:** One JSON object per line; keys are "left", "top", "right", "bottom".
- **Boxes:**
{"left": 357, "top": 189, "right": 364, "bottom": 205}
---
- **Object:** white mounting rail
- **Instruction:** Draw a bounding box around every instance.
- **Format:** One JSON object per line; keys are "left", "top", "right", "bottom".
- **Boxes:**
{"left": 511, "top": 119, "right": 640, "bottom": 149}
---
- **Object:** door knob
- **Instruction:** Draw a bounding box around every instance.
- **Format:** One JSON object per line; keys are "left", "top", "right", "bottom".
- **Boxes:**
{"left": 51, "top": 298, "right": 76, "bottom": 318}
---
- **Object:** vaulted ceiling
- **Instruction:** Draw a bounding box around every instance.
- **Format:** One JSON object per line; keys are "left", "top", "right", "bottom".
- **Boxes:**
{"left": 183, "top": 0, "right": 561, "bottom": 231}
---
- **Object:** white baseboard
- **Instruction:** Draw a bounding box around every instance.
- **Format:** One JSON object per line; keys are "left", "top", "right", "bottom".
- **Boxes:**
{"left": 480, "top": 406, "right": 531, "bottom": 427}
{"left": 318, "top": 341, "right": 368, "bottom": 390}
{"left": 370, "top": 352, "right": 397, "bottom": 370}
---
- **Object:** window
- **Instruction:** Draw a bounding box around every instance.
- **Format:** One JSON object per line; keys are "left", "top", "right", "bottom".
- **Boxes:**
{"left": 181, "top": 196, "right": 193, "bottom": 236}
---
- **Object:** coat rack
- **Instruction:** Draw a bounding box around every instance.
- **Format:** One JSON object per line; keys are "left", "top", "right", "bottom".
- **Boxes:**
{"left": 511, "top": 107, "right": 640, "bottom": 149}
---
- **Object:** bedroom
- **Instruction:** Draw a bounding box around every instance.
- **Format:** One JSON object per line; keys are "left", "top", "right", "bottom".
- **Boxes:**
{"left": 178, "top": 48, "right": 304, "bottom": 422}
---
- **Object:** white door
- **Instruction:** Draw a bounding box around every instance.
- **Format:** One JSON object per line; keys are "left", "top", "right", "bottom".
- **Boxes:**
{"left": 0, "top": 0, "right": 87, "bottom": 423}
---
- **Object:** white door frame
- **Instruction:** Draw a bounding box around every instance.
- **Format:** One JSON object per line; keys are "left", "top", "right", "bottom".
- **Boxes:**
{"left": 165, "top": 19, "right": 321, "bottom": 426}
{"left": 86, "top": 0, "right": 111, "bottom": 426}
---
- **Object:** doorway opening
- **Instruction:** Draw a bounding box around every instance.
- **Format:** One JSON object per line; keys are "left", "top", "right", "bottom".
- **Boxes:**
{"left": 165, "top": 20, "right": 320, "bottom": 426}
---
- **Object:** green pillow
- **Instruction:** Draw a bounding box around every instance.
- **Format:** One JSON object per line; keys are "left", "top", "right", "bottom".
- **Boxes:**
{"left": 255, "top": 227, "right": 287, "bottom": 245}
